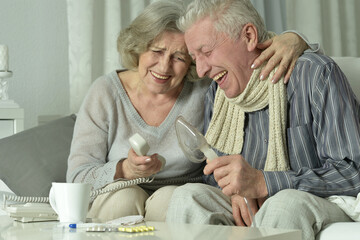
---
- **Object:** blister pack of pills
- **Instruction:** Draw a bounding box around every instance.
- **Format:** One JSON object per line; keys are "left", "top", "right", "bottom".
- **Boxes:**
{"left": 86, "top": 225, "right": 155, "bottom": 233}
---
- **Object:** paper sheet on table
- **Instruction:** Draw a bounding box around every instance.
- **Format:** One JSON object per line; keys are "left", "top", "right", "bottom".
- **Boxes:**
{"left": 106, "top": 215, "right": 144, "bottom": 225}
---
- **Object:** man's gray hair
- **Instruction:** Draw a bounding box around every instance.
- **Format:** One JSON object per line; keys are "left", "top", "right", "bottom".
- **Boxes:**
{"left": 178, "top": 0, "right": 269, "bottom": 43}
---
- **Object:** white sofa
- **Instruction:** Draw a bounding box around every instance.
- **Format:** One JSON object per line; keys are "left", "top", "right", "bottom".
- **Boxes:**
{"left": 0, "top": 57, "right": 359, "bottom": 239}
{"left": 315, "top": 57, "right": 360, "bottom": 240}
{"left": 0, "top": 114, "right": 75, "bottom": 215}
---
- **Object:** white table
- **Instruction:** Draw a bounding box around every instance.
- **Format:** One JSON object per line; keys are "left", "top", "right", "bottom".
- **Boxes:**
{"left": 0, "top": 215, "right": 301, "bottom": 240}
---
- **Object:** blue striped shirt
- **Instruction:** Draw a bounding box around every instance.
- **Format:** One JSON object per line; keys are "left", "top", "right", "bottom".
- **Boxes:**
{"left": 203, "top": 53, "right": 360, "bottom": 198}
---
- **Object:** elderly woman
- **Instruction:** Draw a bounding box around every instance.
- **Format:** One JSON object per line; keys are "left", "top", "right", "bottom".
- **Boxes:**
{"left": 66, "top": 0, "right": 314, "bottom": 222}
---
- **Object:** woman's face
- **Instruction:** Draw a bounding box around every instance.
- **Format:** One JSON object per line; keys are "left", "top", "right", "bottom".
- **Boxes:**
{"left": 138, "top": 31, "right": 192, "bottom": 95}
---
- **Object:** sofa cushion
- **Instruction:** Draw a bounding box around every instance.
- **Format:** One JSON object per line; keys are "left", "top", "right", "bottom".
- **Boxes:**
{"left": 0, "top": 114, "right": 76, "bottom": 197}
{"left": 316, "top": 222, "right": 360, "bottom": 240}
{"left": 331, "top": 57, "right": 360, "bottom": 98}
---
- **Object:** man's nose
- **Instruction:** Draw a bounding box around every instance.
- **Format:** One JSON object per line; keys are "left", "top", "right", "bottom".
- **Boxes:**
{"left": 196, "top": 57, "right": 210, "bottom": 78}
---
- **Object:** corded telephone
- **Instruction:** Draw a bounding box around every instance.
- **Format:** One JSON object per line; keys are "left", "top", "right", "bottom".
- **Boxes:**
{"left": 1, "top": 133, "right": 160, "bottom": 222}
{"left": 3, "top": 177, "right": 154, "bottom": 223}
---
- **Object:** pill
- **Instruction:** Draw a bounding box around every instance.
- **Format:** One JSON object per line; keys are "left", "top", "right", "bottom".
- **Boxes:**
{"left": 117, "top": 225, "right": 155, "bottom": 233}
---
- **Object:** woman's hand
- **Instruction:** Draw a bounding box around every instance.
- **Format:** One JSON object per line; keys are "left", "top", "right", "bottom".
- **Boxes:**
{"left": 252, "top": 32, "right": 309, "bottom": 84}
{"left": 114, "top": 149, "right": 162, "bottom": 180}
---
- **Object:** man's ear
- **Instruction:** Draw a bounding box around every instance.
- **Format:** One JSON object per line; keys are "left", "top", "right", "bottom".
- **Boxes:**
{"left": 242, "top": 23, "right": 258, "bottom": 52}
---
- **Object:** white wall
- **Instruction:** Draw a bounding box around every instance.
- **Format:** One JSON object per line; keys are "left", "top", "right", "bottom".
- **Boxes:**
{"left": 0, "top": 0, "right": 69, "bottom": 130}
{"left": 0, "top": 0, "right": 285, "bottom": 131}
{"left": 4, "top": 0, "right": 352, "bottom": 130}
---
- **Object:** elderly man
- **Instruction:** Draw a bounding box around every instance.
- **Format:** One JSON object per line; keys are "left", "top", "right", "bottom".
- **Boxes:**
{"left": 166, "top": 0, "right": 360, "bottom": 239}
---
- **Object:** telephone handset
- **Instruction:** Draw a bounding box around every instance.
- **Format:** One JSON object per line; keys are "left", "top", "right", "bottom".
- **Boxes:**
{"left": 129, "top": 133, "right": 166, "bottom": 170}
{"left": 2, "top": 133, "right": 158, "bottom": 222}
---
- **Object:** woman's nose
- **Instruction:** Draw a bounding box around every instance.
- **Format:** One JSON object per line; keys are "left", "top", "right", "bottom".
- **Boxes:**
{"left": 158, "top": 55, "right": 171, "bottom": 72}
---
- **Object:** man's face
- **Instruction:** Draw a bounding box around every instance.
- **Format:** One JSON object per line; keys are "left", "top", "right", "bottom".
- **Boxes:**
{"left": 184, "top": 17, "right": 250, "bottom": 98}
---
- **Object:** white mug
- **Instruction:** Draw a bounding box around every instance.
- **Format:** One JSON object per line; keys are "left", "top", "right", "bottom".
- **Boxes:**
{"left": 49, "top": 182, "right": 91, "bottom": 223}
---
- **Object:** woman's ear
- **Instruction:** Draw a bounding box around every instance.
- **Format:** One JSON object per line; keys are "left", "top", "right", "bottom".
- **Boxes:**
{"left": 242, "top": 23, "right": 258, "bottom": 52}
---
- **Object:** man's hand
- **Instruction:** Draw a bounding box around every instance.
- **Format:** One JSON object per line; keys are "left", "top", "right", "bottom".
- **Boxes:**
{"left": 204, "top": 154, "right": 268, "bottom": 198}
{"left": 231, "top": 195, "right": 267, "bottom": 226}
{"left": 251, "top": 32, "right": 309, "bottom": 84}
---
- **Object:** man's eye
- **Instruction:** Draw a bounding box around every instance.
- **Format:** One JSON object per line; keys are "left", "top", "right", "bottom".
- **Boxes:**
{"left": 204, "top": 51, "right": 212, "bottom": 57}
{"left": 152, "top": 50, "right": 162, "bottom": 53}
{"left": 176, "top": 57, "right": 185, "bottom": 62}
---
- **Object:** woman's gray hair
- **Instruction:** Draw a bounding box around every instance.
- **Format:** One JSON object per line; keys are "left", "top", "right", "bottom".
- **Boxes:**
{"left": 178, "top": 0, "right": 269, "bottom": 43}
{"left": 117, "top": 0, "right": 198, "bottom": 82}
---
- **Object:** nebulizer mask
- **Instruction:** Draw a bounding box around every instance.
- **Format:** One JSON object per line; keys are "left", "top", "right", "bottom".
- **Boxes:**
{"left": 175, "top": 116, "right": 218, "bottom": 163}
{"left": 175, "top": 116, "right": 256, "bottom": 227}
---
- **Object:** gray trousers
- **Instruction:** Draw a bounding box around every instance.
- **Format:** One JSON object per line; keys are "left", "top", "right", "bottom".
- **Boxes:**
{"left": 166, "top": 183, "right": 352, "bottom": 240}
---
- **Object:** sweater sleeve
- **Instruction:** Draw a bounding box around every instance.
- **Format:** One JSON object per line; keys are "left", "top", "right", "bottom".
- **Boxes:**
{"left": 66, "top": 76, "right": 120, "bottom": 190}
{"left": 282, "top": 30, "right": 323, "bottom": 54}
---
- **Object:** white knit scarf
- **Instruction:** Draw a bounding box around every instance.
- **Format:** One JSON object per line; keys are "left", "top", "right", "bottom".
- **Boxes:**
{"left": 205, "top": 65, "right": 289, "bottom": 171}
